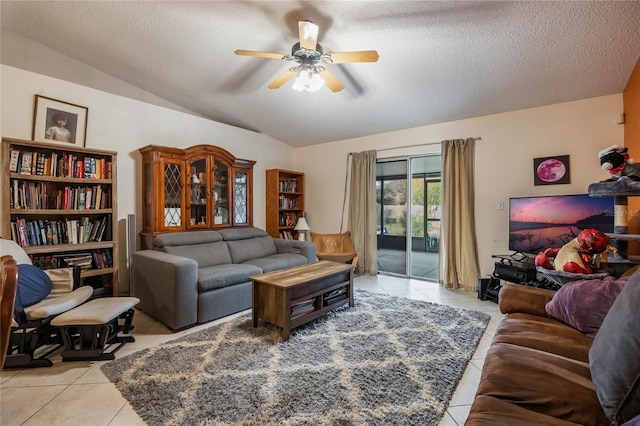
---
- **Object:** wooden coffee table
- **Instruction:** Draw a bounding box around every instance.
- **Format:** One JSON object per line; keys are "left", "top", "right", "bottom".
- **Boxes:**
{"left": 250, "top": 260, "right": 355, "bottom": 340}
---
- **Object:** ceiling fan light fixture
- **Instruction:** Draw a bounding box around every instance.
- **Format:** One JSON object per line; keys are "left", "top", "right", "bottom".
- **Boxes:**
{"left": 292, "top": 68, "right": 324, "bottom": 92}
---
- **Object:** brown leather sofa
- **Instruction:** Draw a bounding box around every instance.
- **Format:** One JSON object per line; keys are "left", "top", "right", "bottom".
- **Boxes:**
{"left": 466, "top": 278, "right": 640, "bottom": 426}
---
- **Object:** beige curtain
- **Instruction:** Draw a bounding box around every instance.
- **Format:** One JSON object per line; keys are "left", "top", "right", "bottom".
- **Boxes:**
{"left": 347, "top": 150, "right": 378, "bottom": 275}
{"left": 440, "top": 138, "right": 480, "bottom": 290}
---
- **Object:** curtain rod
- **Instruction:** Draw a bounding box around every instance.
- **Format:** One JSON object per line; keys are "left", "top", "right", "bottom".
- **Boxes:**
{"left": 374, "top": 137, "right": 482, "bottom": 153}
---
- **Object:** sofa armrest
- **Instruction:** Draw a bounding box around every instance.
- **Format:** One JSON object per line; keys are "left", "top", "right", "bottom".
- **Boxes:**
{"left": 131, "top": 250, "right": 199, "bottom": 331}
{"left": 273, "top": 239, "right": 317, "bottom": 263}
{"left": 498, "top": 283, "right": 556, "bottom": 317}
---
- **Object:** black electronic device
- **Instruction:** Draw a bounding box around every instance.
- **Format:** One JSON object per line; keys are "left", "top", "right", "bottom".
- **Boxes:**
{"left": 493, "top": 262, "right": 537, "bottom": 284}
{"left": 477, "top": 277, "right": 501, "bottom": 303}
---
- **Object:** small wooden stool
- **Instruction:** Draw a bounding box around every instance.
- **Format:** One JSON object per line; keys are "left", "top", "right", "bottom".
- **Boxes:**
{"left": 51, "top": 297, "right": 139, "bottom": 361}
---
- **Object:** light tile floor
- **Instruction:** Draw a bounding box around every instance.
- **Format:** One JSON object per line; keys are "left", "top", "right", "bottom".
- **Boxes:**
{"left": 1, "top": 274, "right": 502, "bottom": 426}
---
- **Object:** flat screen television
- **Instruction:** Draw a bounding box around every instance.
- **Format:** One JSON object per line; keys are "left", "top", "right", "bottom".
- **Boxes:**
{"left": 508, "top": 194, "right": 614, "bottom": 255}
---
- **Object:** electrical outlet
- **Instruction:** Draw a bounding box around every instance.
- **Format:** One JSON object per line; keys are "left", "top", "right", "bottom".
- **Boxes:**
{"left": 496, "top": 201, "right": 504, "bottom": 211}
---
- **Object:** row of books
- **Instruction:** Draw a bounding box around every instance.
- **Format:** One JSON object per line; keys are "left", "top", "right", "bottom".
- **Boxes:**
{"left": 278, "top": 231, "right": 295, "bottom": 239}
{"left": 278, "top": 212, "right": 299, "bottom": 227}
{"left": 10, "top": 215, "right": 112, "bottom": 248}
{"left": 29, "top": 249, "right": 113, "bottom": 270}
{"left": 9, "top": 148, "right": 112, "bottom": 179}
{"left": 11, "top": 180, "right": 111, "bottom": 210}
{"left": 278, "top": 178, "right": 299, "bottom": 193}
{"left": 278, "top": 195, "right": 298, "bottom": 209}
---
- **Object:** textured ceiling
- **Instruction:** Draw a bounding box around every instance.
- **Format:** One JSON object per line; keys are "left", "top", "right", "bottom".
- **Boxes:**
{"left": 2, "top": 1, "right": 640, "bottom": 147}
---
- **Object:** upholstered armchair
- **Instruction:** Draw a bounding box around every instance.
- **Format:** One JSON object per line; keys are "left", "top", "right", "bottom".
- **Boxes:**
{"left": 310, "top": 231, "right": 359, "bottom": 266}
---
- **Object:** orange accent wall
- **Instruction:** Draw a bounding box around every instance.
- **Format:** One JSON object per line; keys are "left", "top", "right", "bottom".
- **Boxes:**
{"left": 624, "top": 57, "right": 640, "bottom": 248}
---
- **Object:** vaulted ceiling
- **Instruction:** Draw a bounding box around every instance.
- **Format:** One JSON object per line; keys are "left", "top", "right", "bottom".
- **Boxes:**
{"left": 2, "top": 1, "right": 640, "bottom": 147}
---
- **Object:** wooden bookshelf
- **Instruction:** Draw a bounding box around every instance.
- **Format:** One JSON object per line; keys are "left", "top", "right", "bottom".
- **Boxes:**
{"left": 266, "top": 169, "right": 305, "bottom": 239}
{"left": 1, "top": 137, "right": 119, "bottom": 296}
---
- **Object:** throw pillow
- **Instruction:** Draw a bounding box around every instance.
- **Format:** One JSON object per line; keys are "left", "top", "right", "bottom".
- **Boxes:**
{"left": 589, "top": 271, "right": 640, "bottom": 424}
{"left": 544, "top": 275, "right": 628, "bottom": 337}
{"left": 16, "top": 264, "right": 52, "bottom": 307}
{"left": 43, "top": 267, "right": 75, "bottom": 295}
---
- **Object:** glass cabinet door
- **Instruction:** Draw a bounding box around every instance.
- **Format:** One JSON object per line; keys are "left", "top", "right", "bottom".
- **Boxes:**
{"left": 213, "top": 160, "right": 230, "bottom": 225}
{"left": 162, "top": 160, "right": 183, "bottom": 229}
{"left": 187, "top": 157, "right": 208, "bottom": 228}
{"left": 233, "top": 168, "right": 249, "bottom": 225}
{"left": 144, "top": 163, "right": 152, "bottom": 230}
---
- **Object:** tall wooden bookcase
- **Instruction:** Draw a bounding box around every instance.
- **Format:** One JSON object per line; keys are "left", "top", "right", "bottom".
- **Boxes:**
{"left": 266, "top": 169, "right": 305, "bottom": 239}
{"left": 0, "top": 137, "right": 119, "bottom": 296}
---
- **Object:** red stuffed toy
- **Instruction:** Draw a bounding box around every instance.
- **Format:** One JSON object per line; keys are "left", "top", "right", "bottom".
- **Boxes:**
{"left": 535, "top": 229, "right": 610, "bottom": 274}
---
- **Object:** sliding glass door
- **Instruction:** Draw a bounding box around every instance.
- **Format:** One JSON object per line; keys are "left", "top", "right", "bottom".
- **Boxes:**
{"left": 377, "top": 155, "right": 441, "bottom": 281}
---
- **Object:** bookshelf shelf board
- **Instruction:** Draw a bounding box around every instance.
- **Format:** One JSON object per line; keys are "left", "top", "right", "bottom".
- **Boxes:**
{"left": 20, "top": 241, "right": 115, "bottom": 255}
{"left": 10, "top": 173, "right": 112, "bottom": 184}
{"left": 10, "top": 209, "right": 113, "bottom": 215}
{"left": 81, "top": 267, "right": 114, "bottom": 278}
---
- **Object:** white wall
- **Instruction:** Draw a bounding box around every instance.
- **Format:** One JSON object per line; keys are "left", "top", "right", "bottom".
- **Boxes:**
{"left": 1, "top": 65, "right": 295, "bottom": 293}
{"left": 0, "top": 29, "right": 627, "bottom": 289}
{"left": 294, "top": 94, "right": 625, "bottom": 278}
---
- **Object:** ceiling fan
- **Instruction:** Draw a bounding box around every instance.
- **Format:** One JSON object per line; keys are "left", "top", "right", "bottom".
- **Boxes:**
{"left": 235, "top": 21, "right": 379, "bottom": 92}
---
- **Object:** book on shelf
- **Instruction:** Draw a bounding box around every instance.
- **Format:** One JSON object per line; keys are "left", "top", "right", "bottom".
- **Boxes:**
{"left": 20, "top": 151, "right": 32, "bottom": 174}
{"left": 278, "top": 231, "right": 294, "bottom": 239}
{"left": 279, "top": 178, "right": 299, "bottom": 193}
{"left": 9, "top": 149, "right": 20, "bottom": 172}
{"left": 35, "top": 153, "right": 46, "bottom": 175}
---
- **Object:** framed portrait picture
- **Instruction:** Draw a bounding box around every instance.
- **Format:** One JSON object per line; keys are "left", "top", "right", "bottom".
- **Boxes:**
{"left": 32, "top": 95, "right": 88, "bottom": 147}
{"left": 533, "top": 155, "right": 570, "bottom": 186}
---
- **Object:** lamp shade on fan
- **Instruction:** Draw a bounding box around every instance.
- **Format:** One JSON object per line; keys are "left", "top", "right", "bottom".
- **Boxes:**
{"left": 294, "top": 217, "right": 311, "bottom": 240}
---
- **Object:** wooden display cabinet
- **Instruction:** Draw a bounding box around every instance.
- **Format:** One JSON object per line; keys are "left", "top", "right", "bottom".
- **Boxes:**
{"left": 265, "top": 169, "right": 304, "bottom": 239}
{"left": 139, "top": 144, "right": 255, "bottom": 249}
{"left": 1, "top": 137, "right": 119, "bottom": 296}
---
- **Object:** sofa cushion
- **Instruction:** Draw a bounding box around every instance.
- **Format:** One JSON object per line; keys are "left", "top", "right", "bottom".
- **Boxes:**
{"left": 545, "top": 275, "right": 628, "bottom": 337}
{"left": 218, "top": 227, "right": 268, "bottom": 241}
{"left": 153, "top": 231, "right": 223, "bottom": 248}
{"left": 493, "top": 313, "right": 594, "bottom": 363}
{"left": 197, "top": 264, "right": 263, "bottom": 292}
{"left": 227, "top": 236, "right": 277, "bottom": 264}
{"left": 589, "top": 271, "right": 640, "bottom": 424}
{"left": 244, "top": 253, "right": 308, "bottom": 273}
{"left": 163, "top": 241, "right": 232, "bottom": 268}
{"left": 474, "top": 342, "right": 608, "bottom": 425}
{"left": 467, "top": 395, "right": 587, "bottom": 426}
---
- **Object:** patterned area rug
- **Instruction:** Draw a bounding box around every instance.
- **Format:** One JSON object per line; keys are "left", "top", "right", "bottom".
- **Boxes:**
{"left": 101, "top": 289, "right": 490, "bottom": 425}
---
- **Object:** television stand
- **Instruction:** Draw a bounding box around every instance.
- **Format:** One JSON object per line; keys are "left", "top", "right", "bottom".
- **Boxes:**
{"left": 479, "top": 253, "right": 557, "bottom": 303}
{"left": 492, "top": 253, "right": 535, "bottom": 269}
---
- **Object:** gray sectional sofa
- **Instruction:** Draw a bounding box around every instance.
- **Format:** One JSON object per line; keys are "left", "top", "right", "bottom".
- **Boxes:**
{"left": 131, "top": 227, "right": 316, "bottom": 331}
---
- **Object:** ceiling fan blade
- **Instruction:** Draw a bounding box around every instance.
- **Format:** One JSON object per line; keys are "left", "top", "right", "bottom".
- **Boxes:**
{"left": 298, "top": 21, "right": 318, "bottom": 51}
{"left": 319, "top": 69, "right": 345, "bottom": 93}
{"left": 328, "top": 50, "right": 380, "bottom": 63}
{"left": 268, "top": 70, "right": 296, "bottom": 89}
{"left": 234, "top": 50, "right": 287, "bottom": 60}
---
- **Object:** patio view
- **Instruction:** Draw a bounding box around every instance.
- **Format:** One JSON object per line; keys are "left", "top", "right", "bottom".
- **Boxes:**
{"left": 376, "top": 155, "right": 441, "bottom": 281}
